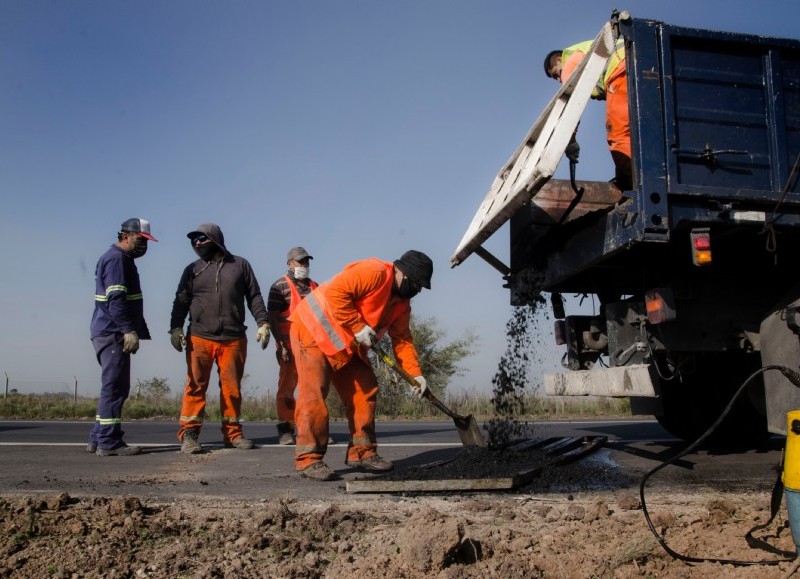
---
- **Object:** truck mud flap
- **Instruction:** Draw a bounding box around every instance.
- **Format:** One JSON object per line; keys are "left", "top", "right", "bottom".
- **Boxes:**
{"left": 346, "top": 435, "right": 607, "bottom": 494}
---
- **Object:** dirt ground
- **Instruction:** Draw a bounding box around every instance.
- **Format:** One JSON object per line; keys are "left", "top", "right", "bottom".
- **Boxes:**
{"left": 3, "top": 471, "right": 800, "bottom": 577}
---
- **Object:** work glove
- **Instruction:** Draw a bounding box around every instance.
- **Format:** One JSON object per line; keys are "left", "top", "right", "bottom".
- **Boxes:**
{"left": 354, "top": 325, "right": 377, "bottom": 348}
{"left": 412, "top": 376, "right": 428, "bottom": 399}
{"left": 169, "top": 328, "right": 186, "bottom": 352}
{"left": 277, "top": 343, "right": 291, "bottom": 363}
{"left": 122, "top": 331, "right": 139, "bottom": 354}
{"left": 565, "top": 140, "right": 580, "bottom": 163}
{"left": 256, "top": 324, "right": 271, "bottom": 350}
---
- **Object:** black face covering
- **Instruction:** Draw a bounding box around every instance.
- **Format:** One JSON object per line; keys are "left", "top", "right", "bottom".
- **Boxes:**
{"left": 397, "top": 277, "right": 420, "bottom": 300}
{"left": 194, "top": 243, "right": 219, "bottom": 261}
{"left": 130, "top": 240, "right": 148, "bottom": 259}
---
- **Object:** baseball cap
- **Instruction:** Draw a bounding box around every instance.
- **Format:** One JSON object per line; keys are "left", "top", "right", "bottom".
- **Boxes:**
{"left": 121, "top": 218, "right": 158, "bottom": 241}
{"left": 287, "top": 247, "right": 313, "bottom": 261}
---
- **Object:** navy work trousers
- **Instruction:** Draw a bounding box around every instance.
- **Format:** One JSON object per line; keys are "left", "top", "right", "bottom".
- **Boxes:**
{"left": 89, "top": 333, "right": 131, "bottom": 450}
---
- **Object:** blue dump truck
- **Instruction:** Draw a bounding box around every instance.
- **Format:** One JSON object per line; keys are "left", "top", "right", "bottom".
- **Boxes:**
{"left": 451, "top": 11, "right": 800, "bottom": 443}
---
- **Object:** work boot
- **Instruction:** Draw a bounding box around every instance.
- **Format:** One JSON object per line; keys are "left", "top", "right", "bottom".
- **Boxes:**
{"left": 225, "top": 437, "right": 255, "bottom": 450}
{"left": 276, "top": 422, "right": 295, "bottom": 445}
{"left": 86, "top": 442, "right": 97, "bottom": 454}
{"left": 297, "top": 462, "right": 338, "bottom": 481}
{"left": 96, "top": 443, "right": 142, "bottom": 457}
{"left": 346, "top": 455, "right": 394, "bottom": 472}
{"left": 181, "top": 430, "right": 203, "bottom": 454}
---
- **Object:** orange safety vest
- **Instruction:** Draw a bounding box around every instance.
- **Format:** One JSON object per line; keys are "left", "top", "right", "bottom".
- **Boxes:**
{"left": 275, "top": 275, "right": 318, "bottom": 349}
{"left": 291, "top": 259, "right": 408, "bottom": 357}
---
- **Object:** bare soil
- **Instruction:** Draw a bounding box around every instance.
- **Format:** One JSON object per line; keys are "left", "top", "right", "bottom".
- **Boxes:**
{"left": 3, "top": 472, "right": 799, "bottom": 577}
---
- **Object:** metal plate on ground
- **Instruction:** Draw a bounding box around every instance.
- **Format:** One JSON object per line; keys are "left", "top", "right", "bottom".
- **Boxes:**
{"left": 346, "top": 436, "right": 607, "bottom": 494}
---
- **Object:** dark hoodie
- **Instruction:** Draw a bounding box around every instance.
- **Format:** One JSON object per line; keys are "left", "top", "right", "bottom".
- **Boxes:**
{"left": 170, "top": 223, "right": 268, "bottom": 340}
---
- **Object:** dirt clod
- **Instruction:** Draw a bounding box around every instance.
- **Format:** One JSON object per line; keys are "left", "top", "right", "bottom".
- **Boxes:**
{"left": 1, "top": 490, "right": 796, "bottom": 577}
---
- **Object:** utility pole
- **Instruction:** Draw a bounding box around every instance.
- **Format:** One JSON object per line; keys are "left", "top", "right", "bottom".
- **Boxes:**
{"left": 4, "top": 372, "right": 7, "bottom": 399}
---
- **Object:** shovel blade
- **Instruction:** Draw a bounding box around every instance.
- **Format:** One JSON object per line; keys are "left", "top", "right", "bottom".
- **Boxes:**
{"left": 455, "top": 414, "right": 487, "bottom": 447}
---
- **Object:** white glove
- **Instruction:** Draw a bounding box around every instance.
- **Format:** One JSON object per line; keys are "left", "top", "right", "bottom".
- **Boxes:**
{"left": 256, "top": 324, "right": 271, "bottom": 350}
{"left": 354, "top": 325, "right": 377, "bottom": 347}
{"left": 169, "top": 328, "right": 186, "bottom": 352}
{"left": 565, "top": 140, "right": 580, "bottom": 163}
{"left": 122, "top": 331, "right": 140, "bottom": 354}
{"left": 412, "top": 376, "right": 428, "bottom": 399}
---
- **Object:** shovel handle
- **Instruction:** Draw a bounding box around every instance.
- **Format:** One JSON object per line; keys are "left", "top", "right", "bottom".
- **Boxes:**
{"left": 370, "top": 344, "right": 462, "bottom": 422}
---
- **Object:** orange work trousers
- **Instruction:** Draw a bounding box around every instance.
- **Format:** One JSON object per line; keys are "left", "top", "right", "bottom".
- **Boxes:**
{"left": 178, "top": 335, "right": 247, "bottom": 444}
{"left": 605, "top": 63, "right": 632, "bottom": 186}
{"left": 290, "top": 321, "right": 379, "bottom": 470}
{"left": 275, "top": 351, "right": 297, "bottom": 424}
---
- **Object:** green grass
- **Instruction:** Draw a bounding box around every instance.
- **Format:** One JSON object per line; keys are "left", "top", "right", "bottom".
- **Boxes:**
{"left": 0, "top": 390, "right": 631, "bottom": 421}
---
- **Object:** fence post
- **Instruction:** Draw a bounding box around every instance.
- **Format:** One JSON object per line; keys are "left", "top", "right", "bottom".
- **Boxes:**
{"left": 73, "top": 376, "right": 78, "bottom": 417}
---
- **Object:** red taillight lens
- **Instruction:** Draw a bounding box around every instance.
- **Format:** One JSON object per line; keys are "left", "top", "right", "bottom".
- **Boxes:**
{"left": 690, "top": 228, "right": 712, "bottom": 266}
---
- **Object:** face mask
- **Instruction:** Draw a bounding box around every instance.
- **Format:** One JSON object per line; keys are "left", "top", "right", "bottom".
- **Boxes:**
{"left": 294, "top": 266, "right": 309, "bottom": 280}
{"left": 397, "top": 277, "right": 420, "bottom": 300}
{"left": 194, "top": 243, "right": 218, "bottom": 261}
{"left": 129, "top": 239, "right": 148, "bottom": 259}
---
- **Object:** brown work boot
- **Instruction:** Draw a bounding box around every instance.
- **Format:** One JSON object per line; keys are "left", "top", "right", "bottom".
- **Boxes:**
{"left": 346, "top": 455, "right": 394, "bottom": 472}
{"left": 225, "top": 437, "right": 255, "bottom": 450}
{"left": 181, "top": 430, "right": 203, "bottom": 454}
{"left": 276, "top": 422, "right": 295, "bottom": 445}
{"left": 96, "top": 443, "right": 142, "bottom": 457}
{"left": 297, "top": 462, "right": 338, "bottom": 481}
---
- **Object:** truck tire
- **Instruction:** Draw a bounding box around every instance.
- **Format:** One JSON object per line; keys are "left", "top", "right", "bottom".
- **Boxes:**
{"left": 655, "top": 352, "right": 769, "bottom": 446}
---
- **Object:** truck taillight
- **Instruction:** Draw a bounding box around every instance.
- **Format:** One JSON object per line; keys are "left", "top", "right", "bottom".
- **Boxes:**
{"left": 645, "top": 288, "right": 676, "bottom": 324}
{"left": 554, "top": 320, "right": 566, "bottom": 345}
{"left": 690, "top": 228, "right": 712, "bottom": 266}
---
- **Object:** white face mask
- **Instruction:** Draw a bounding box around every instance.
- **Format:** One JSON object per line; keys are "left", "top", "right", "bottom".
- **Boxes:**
{"left": 294, "top": 266, "right": 309, "bottom": 280}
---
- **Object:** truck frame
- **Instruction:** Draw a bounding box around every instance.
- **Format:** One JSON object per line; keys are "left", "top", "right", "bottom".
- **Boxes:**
{"left": 451, "top": 11, "right": 800, "bottom": 442}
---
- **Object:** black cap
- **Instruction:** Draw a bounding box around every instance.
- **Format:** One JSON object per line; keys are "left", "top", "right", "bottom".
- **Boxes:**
{"left": 394, "top": 250, "right": 433, "bottom": 289}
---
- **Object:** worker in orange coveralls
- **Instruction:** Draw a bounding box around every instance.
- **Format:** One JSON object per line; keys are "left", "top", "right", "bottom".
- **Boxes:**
{"left": 289, "top": 250, "right": 433, "bottom": 481}
{"left": 169, "top": 223, "right": 271, "bottom": 454}
{"left": 544, "top": 39, "right": 632, "bottom": 190}
{"left": 266, "top": 246, "right": 320, "bottom": 445}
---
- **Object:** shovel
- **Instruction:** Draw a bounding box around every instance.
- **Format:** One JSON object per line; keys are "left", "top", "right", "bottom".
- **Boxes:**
{"left": 371, "top": 343, "right": 487, "bottom": 447}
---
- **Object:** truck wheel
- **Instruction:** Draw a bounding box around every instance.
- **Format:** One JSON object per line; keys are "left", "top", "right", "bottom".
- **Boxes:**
{"left": 655, "top": 352, "right": 769, "bottom": 446}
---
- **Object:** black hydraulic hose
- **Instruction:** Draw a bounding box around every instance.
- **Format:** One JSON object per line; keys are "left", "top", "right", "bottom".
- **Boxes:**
{"left": 640, "top": 365, "right": 800, "bottom": 566}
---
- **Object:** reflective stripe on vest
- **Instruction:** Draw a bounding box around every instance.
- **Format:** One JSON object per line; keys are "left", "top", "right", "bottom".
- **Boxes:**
{"left": 293, "top": 259, "right": 396, "bottom": 357}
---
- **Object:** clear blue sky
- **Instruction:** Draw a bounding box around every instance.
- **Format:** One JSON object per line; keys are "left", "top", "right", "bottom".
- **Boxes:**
{"left": 2, "top": 1, "right": 799, "bottom": 397}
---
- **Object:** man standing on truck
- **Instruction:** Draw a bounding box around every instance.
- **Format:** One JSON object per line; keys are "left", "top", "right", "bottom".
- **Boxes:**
{"left": 169, "top": 223, "right": 271, "bottom": 454}
{"left": 289, "top": 251, "right": 433, "bottom": 481}
{"left": 544, "top": 40, "right": 632, "bottom": 190}
{"left": 89, "top": 217, "right": 157, "bottom": 456}
{"left": 267, "top": 246, "right": 319, "bottom": 445}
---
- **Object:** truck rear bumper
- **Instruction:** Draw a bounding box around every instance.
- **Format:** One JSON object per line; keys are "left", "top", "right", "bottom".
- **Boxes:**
{"left": 544, "top": 364, "right": 657, "bottom": 397}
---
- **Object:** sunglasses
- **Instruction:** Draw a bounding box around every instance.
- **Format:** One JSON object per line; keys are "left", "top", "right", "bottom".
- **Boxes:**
{"left": 192, "top": 234, "right": 209, "bottom": 244}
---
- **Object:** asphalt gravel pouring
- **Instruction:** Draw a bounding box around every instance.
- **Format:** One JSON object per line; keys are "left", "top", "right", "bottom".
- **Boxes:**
{"left": 486, "top": 268, "right": 550, "bottom": 448}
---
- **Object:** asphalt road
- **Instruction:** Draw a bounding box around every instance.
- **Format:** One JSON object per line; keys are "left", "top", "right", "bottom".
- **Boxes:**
{"left": 0, "top": 419, "right": 785, "bottom": 501}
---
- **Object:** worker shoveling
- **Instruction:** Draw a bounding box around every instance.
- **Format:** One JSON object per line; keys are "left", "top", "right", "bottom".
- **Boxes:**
{"left": 371, "top": 343, "right": 487, "bottom": 447}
